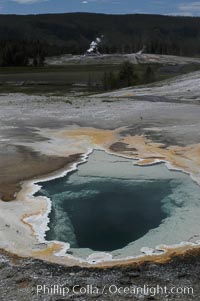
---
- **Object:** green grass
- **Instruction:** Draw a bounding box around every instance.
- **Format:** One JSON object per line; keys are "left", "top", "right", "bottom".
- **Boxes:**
{"left": 0, "top": 63, "right": 200, "bottom": 95}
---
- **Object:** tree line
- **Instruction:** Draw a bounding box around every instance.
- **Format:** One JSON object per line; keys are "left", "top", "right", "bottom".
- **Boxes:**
{"left": 0, "top": 13, "right": 200, "bottom": 66}
{"left": 102, "top": 62, "right": 156, "bottom": 91}
{"left": 0, "top": 40, "right": 46, "bottom": 67}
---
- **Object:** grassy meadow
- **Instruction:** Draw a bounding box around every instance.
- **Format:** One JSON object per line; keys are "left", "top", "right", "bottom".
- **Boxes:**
{"left": 0, "top": 62, "right": 200, "bottom": 96}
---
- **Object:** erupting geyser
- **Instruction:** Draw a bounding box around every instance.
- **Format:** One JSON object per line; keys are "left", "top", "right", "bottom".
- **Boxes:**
{"left": 86, "top": 35, "right": 104, "bottom": 55}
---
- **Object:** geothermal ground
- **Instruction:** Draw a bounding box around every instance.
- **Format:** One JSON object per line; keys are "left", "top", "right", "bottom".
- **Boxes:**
{"left": 1, "top": 64, "right": 200, "bottom": 300}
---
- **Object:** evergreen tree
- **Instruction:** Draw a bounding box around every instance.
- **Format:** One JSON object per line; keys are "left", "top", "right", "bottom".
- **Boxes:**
{"left": 119, "top": 61, "right": 137, "bottom": 87}
{"left": 102, "top": 71, "right": 118, "bottom": 90}
{"left": 143, "top": 66, "right": 156, "bottom": 83}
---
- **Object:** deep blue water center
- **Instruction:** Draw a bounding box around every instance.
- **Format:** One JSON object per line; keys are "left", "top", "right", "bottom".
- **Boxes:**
{"left": 35, "top": 150, "right": 200, "bottom": 258}
{"left": 42, "top": 177, "right": 169, "bottom": 251}
{"left": 36, "top": 150, "right": 187, "bottom": 253}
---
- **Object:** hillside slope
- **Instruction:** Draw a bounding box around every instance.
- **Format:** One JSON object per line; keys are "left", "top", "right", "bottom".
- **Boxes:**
{"left": 0, "top": 13, "right": 200, "bottom": 56}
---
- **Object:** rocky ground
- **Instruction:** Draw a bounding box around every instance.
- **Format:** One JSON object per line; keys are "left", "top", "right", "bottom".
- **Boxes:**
{"left": 1, "top": 90, "right": 200, "bottom": 200}
{"left": 0, "top": 248, "right": 200, "bottom": 301}
{"left": 1, "top": 68, "right": 200, "bottom": 299}
{"left": 95, "top": 70, "right": 200, "bottom": 103}
{"left": 45, "top": 53, "right": 200, "bottom": 66}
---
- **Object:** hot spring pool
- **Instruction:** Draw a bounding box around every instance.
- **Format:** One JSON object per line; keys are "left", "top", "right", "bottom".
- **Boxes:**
{"left": 36, "top": 150, "right": 200, "bottom": 259}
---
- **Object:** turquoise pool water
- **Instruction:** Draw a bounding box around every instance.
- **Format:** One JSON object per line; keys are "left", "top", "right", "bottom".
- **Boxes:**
{"left": 36, "top": 150, "right": 200, "bottom": 259}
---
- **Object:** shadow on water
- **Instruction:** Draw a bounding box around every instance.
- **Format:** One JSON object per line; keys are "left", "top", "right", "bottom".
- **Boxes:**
{"left": 36, "top": 155, "right": 177, "bottom": 252}
{"left": 35, "top": 150, "right": 200, "bottom": 258}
